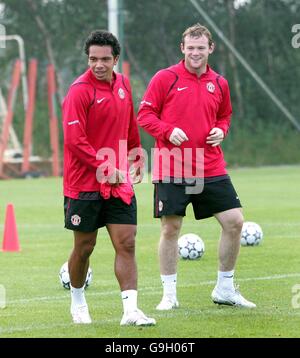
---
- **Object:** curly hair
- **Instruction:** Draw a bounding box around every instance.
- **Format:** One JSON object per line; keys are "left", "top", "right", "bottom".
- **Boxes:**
{"left": 84, "top": 30, "right": 121, "bottom": 58}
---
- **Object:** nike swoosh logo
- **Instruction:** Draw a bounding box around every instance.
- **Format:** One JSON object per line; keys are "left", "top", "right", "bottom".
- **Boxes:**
{"left": 68, "top": 120, "right": 79, "bottom": 126}
{"left": 223, "top": 275, "right": 234, "bottom": 278}
{"left": 140, "top": 100, "right": 152, "bottom": 106}
{"left": 122, "top": 296, "right": 128, "bottom": 300}
{"left": 97, "top": 97, "right": 105, "bottom": 104}
{"left": 177, "top": 87, "right": 188, "bottom": 91}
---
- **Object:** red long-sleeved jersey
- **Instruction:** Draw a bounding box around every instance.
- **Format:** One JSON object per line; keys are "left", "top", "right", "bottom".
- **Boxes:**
{"left": 137, "top": 60, "right": 232, "bottom": 180}
{"left": 62, "top": 69, "right": 141, "bottom": 198}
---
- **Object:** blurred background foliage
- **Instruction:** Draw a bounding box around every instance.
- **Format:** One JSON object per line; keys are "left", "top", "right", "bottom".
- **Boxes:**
{"left": 0, "top": 0, "right": 299, "bottom": 166}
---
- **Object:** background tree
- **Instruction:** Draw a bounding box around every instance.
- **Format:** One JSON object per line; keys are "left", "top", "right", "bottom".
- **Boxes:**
{"left": 0, "top": 0, "right": 299, "bottom": 165}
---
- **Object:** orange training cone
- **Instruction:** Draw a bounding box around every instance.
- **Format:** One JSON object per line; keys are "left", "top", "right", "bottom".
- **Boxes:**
{"left": 1, "top": 203, "right": 20, "bottom": 252}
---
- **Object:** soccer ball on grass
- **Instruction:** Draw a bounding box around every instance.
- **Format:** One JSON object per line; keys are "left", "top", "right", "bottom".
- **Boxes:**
{"left": 240, "top": 221, "right": 263, "bottom": 246}
{"left": 178, "top": 233, "right": 205, "bottom": 260}
{"left": 59, "top": 261, "right": 93, "bottom": 290}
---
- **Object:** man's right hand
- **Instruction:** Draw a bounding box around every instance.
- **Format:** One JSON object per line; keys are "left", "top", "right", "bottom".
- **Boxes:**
{"left": 169, "top": 127, "right": 189, "bottom": 146}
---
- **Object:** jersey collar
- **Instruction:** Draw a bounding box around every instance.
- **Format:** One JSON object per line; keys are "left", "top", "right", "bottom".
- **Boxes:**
{"left": 87, "top": 68, "right": 117, "bottom": 89}
{"left": 178, "top": 60, "right": 212, "bottom": 80}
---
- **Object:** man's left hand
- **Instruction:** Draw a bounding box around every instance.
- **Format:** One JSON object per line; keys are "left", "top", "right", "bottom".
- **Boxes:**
{"left": 206, "top": 127, "right": 224, "bottom": 147}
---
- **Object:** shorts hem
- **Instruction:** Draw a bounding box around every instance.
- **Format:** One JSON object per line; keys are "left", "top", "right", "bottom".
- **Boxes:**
{"left": 64, "top": 224, "right": 105, "bottom": 232}
{"left": 154, "top": 212, "right": 186, "bottom": 219}
{"left": 194, "top": 203, "right": 242, "bottom": 220}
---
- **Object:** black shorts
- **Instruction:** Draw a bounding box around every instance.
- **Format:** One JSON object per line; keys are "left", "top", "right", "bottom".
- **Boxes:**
{"left": 154, "top": 179, "right": 242, "bottom": 220}
{"left": 64, "top": 195, "right": 137, "bottom": 232}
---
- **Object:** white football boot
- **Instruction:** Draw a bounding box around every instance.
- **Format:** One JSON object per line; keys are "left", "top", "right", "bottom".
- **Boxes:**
{"left": 120, "top": 309, "right": 156, "bottom": 326}
{"left": 71, "top": 304, "right": 92, "bottom": 324}
{"left": 211, "top": 286, "right": 256, "bottom": 308}
{"left": 156, "top": 296, "right": 179, "bottom": 310}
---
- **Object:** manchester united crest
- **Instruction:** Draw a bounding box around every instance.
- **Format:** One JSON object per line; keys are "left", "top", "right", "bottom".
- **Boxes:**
{"left": 159, "top": 200, "right": 163, "bottom": 212}
{"left": 118, "top": 87, "right": 125, "bottom": 99}
{"left": 71, "top": 214, "right": 81, "bottom": 226}
{"left": 206, "top": 82, "right": 215, "bottom": 93}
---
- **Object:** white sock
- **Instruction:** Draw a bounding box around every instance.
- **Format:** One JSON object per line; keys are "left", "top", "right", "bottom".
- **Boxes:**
{"left": 216, "top": 270, "right": 235, "bottom": 291}
{"left": 121, "top": 289, "right": 137, "bottom": 314}
{"left": 161, "top": 274, "right": 177, "bottom": 298}
{"left": 70, "top": 285, "right": 87, "bottom": 307}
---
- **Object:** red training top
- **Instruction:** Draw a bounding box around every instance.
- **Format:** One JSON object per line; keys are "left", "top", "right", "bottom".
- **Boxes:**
{"left": 137, "top": 60, "right": 232, "bottom": 180}
{"left": 62, "top": 68, "right": 141, "bottom": 199}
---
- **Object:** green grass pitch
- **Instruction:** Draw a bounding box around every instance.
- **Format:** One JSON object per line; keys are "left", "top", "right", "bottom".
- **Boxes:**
{"left": 0, "top": 165, "right": 299, "bottom": 338}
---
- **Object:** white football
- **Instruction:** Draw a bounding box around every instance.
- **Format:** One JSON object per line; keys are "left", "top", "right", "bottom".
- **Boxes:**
{"left": 178, "top": 233, "right": 205, "bottom": 260}
{"left": 59, "top": 262, "right": 93, "bottom": 290}
{"left": 241, "top": 221, "right": 263, "bottom": 246}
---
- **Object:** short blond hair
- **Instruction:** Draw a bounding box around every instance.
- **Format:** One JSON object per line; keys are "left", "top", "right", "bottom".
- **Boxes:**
{"left": 181, "top": 23, "right": 213, "bottom": 47}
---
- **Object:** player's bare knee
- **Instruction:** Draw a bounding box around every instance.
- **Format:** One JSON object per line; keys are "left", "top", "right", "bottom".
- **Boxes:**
{"left": 117, "top": 232, "right": 136, "bottom": 254}
{"left": 119, "top": 238, "right": 135, "bottom": 255}
{"left": 224, "top": 216, "right": 243, "bottom": 236}
{"left": 233, "top": 213, "right": 244, "bottom": 232}
{"left": 161, "top": 222, "right": 181, "bottom": 240}
{"left": 78, "top": 242, "right": 95, "bottom": 260}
